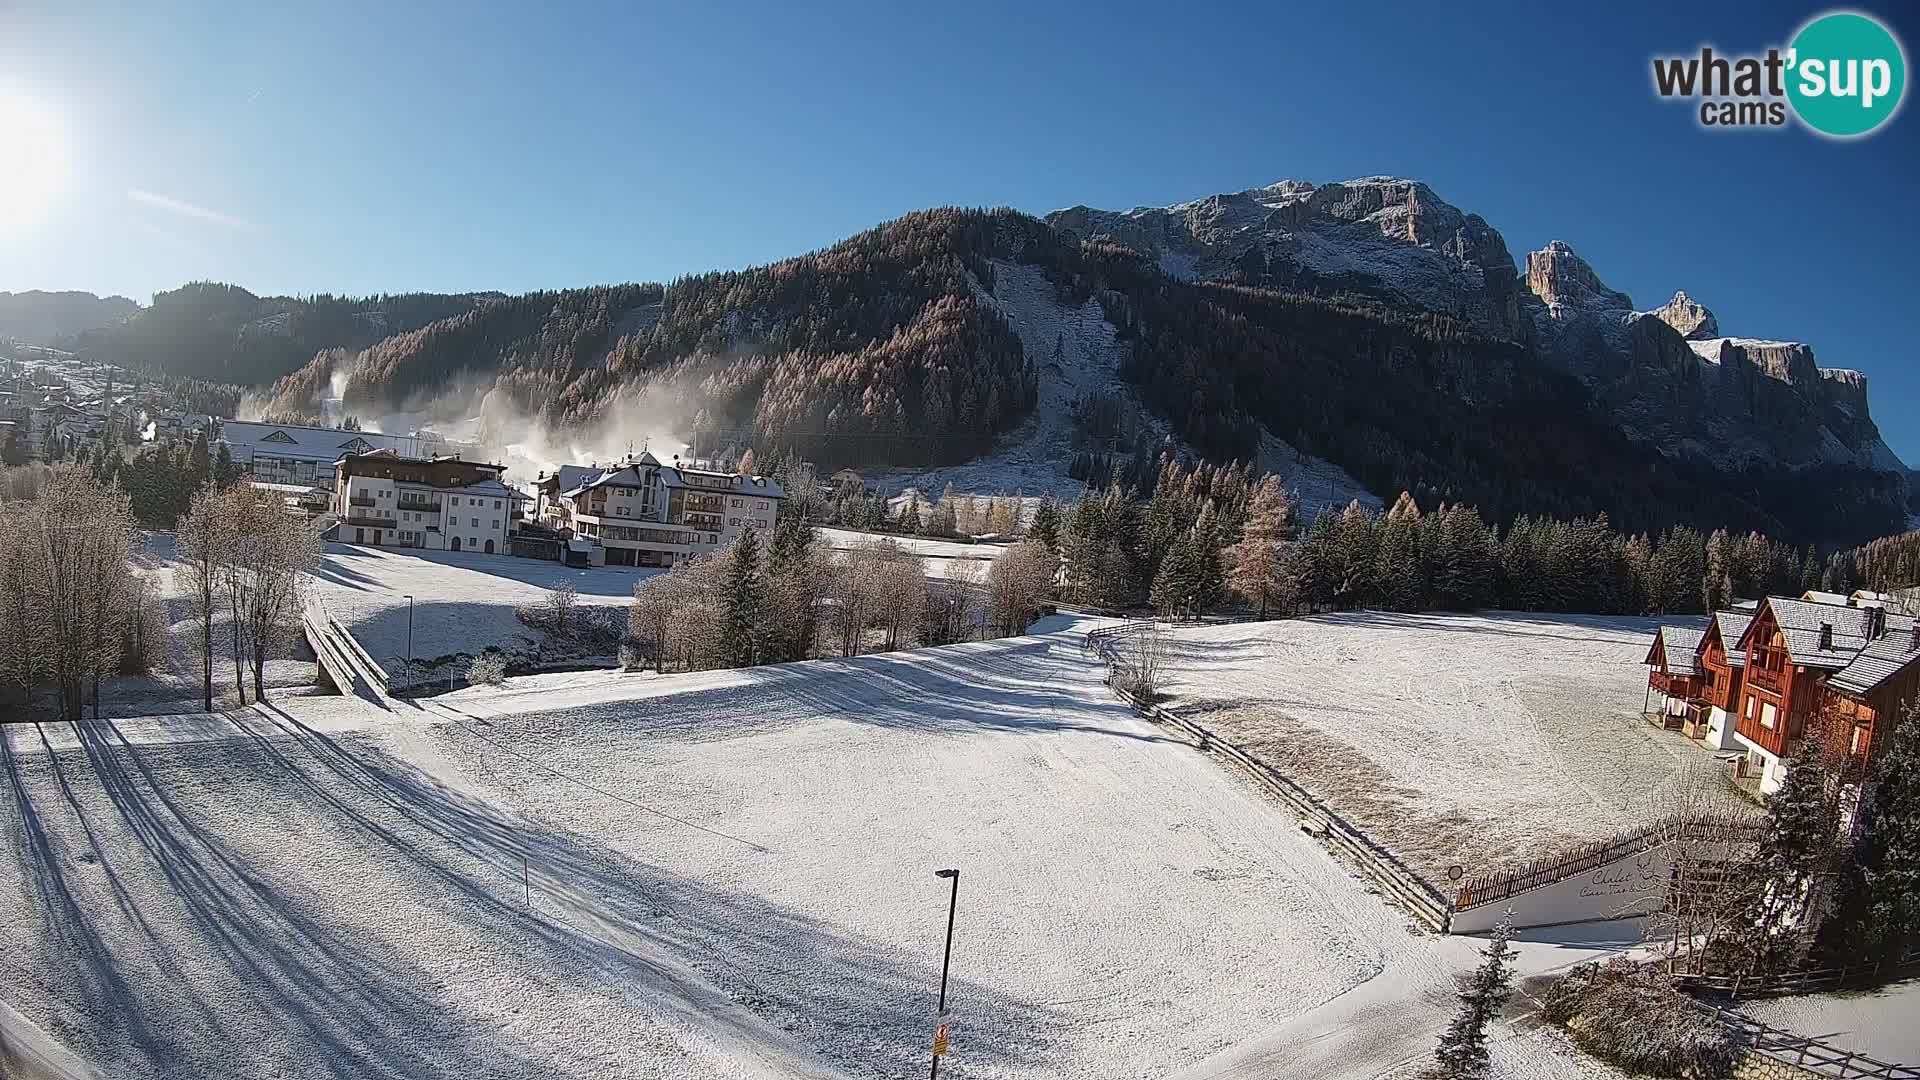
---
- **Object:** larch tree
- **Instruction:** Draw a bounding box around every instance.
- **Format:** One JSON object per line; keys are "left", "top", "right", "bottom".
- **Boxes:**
{"left": 1224, "top": 476, "right": 1295, "bottom": 617}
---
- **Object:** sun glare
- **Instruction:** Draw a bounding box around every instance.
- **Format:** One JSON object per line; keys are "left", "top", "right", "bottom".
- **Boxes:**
{"left": 0, "top": 92, "right": 70, "bottom": 234}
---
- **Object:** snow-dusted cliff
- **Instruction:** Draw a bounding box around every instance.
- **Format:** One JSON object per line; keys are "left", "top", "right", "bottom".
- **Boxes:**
{"left": 1049, "top": 177, "right": 1906, "bottom": 487}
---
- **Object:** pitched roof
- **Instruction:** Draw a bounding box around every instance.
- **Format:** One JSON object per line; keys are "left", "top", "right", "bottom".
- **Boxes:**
{"left": 220, "top": 420, "right": 463, "bottom": 463}
{"left": 1743, "top": 596, "right": 1919, "bottom": 672}
{"left": 1646, "top": 625, "right": 1705, "bottom": 676}
{"left": 1829, "top": 628, "right": 1920, "bottom": 697}
{"left": 562, "top": 460, "right": 788, "bottom": 501}
{"left": 1713, "top": 611, "right": 1753, "bottom": 667}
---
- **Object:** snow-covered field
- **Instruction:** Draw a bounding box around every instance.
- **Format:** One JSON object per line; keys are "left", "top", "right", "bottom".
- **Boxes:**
{"left": 1153, "top": 612, "right": 1702, "bottom": 887}
{"left": 305, "top": 543, "right": 658, "bottom": 670}
{"left": 0, "top": 622, "right": 1625, "bottom": 1079}
{"left": 817, "top": 526, "right": 1007, "bottom": 580}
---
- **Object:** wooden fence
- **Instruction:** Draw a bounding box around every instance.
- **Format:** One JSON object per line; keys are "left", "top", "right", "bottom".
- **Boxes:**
{"left": 1673, "top": 949, "right": 1920, "bottom": 1000}
{"left": 1696, "top": 1001, "right": 1920, "bottom": 1078}
{"left": 1453, "top": 815, "right": 1763, "bottom": 913}
{"left": 1086, "top": 632, "right": 1454, "bottom": 932}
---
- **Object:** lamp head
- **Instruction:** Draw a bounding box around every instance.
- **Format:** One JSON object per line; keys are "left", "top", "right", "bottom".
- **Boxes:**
{"left": 935, "top": 868, "right": 959, "bottom": 879}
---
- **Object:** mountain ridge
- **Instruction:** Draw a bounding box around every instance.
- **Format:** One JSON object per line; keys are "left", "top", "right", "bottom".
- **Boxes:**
{"left": 6, "top": 185, "right": 1909, "bottom": 545}
{"left": 1046, "top": 177, "right": 1905, "bottom": 483}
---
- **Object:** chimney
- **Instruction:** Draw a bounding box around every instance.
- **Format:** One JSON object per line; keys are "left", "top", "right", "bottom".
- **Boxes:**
{"left": 1868, "top": 606, "right": 1887, "bottom": 640}
{"left": 1912, "top": 622, "right": 1920, "bottom": 651}
{"left": 1819, "top": 623, "right": 1834, "bottom": 651}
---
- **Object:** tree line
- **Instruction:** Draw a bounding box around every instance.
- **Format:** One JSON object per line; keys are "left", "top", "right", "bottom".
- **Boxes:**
{"left": 625, "top": 513, "right": 1055, "bottom": 674}
{"left": 0, "top": 465, "right": 319, "bottom": 719}
{"left": 1048, "top": 456, "right": 1850, "bottom": 619}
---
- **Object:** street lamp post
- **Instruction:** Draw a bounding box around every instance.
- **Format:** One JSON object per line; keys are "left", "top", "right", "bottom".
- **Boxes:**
{"left": 404, "top": 594, "right": 414, "bottom": 696}
{"left": 930, "top": 868, "right": 959, "bottom": 1080}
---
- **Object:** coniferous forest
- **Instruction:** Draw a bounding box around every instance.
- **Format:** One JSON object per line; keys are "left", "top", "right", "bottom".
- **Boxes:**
{"left": 85, "top": 209, "right": 1910, "bottom": 547}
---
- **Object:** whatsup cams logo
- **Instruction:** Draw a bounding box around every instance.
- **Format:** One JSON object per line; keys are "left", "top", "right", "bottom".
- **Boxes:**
{"left": 1651, "top": 10, "right": 1907, "bottom": 137}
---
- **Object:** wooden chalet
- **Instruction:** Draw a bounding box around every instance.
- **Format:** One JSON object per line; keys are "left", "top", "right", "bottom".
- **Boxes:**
{"left": 1642, "top": 612, "right": 1754, "bottom": 747}
{"left": 1731, "top": 596, "right": 1919, "bottom": 793}
{"left": 1644, "top": 624, "right": 1707, "bottom": 726}
{"left": 1696, "top": 610, "right": 1752, "bottom": 750}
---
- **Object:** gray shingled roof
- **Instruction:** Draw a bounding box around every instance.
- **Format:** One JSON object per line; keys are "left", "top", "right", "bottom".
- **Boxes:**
{"left": 1648, "top": 625, "right": 1705, "bottom": 676}
{"left": 1712, "top": 611, "right": 1753, "bottom": 667}
{"left": 1741, "top": 597, "right": 1896, "bottom": 670}
{"left": 1829, "top": 628, "right": 1920, "bottom": 696}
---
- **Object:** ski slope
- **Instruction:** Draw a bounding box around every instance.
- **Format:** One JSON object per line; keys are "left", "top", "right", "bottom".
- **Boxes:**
{"left": 0, "top": 620, "right": 1627, "bottom": 1079}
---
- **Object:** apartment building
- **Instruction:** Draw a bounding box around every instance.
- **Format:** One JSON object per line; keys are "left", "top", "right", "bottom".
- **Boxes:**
{"left": 221, "top": 420, "right": 471, "bottom": 488}
{"left": 333, "top": 450, "right": 518, "bottom": 554}
{"left": 535, "top": 451, "right": 784, "bottom": 567}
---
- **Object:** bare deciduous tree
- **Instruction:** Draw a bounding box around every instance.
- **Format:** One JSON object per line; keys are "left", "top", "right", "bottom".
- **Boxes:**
{"left": 0, "top": 465, "right": 139, "bottom": 719}
{"left": 986, "top": 540, "right": 1056, "bottom": 637}
{"left": 175, "top": 481, "right": 230, "bottom": 711}
{"left": 629, "top": 571, "right": 685, "bottom": 674}
{"left": 223, "top": 487, "right": 323, "bottom": 703}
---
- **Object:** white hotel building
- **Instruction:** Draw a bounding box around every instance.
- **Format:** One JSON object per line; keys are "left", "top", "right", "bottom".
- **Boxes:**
{"left": 534, "top": 452, "right": 784, "bottom": 567}
{"left": 332, "top": 450, "right": 519, "bottom": 554}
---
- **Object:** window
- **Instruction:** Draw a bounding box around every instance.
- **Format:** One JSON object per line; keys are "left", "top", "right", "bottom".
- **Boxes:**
{"left": 731, "top": 497, "right": 741, "bottom": 507}
{"left": 493, "top": 499, "right": 501, "bottom": 509}
{"left": 471, "top": 517, "right": 479, "bottom": 528}
{"left": 1760, "top": 702, "right": 1777, "bottom": 729}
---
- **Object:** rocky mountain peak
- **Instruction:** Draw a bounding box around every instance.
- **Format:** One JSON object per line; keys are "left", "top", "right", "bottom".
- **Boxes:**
{"left": 1645, "top": 290, "right": 1719, "bottom": 340}
{"left": 1524, "top": 241, "right": 1631, "bottom": 312}
{"left": 1045, "top": 176, "right": 1527, "bottom": 340}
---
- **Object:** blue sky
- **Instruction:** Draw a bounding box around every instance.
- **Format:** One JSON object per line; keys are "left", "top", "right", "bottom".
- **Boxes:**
{"left": 2, "top": 0, "right": 1916, "bottom": 460}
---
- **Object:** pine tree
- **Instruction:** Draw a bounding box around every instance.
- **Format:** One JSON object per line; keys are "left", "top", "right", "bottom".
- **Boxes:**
{"left": 1428, "top": 912, "right": 1516, "bottom": 1079}
{"left": 898, "top": 497, "right": 923, "bottom": 535}
{"left": 1150, "top": 533, "right": 1200, "bottom": 619}
{"left": 1374, "top": 506, "right": 1423, "bottom": 611}
{"left": 1029, "top": 498, "right": 1061, "bottom": 554}
{"left": 1704, "top": 528, "right": 1730, "bottom": 612}
{"left": 1746, "top": 752, "right": 1841, "bottom": 972}
{"left": 1189, "top": 503, "right": 1226, "bottom": 615}
{"left": 718, "top": 526, "right": 766, "bottom": 668}
{"left": 1847, "top": 707, "right": 1920, "bottom": 960}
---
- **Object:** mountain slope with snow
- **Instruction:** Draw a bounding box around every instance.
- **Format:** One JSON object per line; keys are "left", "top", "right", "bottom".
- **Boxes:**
{"left": 1052, "top": 177, "right": 1908, "bottom": 534}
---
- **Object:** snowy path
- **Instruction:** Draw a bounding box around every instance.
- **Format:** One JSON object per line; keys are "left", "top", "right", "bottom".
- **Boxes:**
{"left": 1744, "top": 978, "right": 1920, "bottom": 1066}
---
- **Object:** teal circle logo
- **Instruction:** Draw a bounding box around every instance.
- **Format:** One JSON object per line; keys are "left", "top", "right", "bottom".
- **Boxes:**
{"left": 1787, "top": 11, "right": 1906, "bottom": 137}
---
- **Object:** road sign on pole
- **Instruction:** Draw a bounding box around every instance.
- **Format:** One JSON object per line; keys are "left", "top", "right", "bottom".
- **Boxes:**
{"left": 931, "top": 1021, "right": 950, "bottom": 1057}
